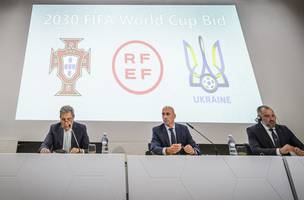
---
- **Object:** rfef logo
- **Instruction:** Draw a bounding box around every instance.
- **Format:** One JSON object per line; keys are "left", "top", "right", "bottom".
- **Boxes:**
{"left": 50, "top": 38, "right": 91, "bottom": 96}
{"left": 112, "top": 40, "right": 163, "bottom": 95}
{"left": 183, "top": 36, "right": 229, "bottom": 93}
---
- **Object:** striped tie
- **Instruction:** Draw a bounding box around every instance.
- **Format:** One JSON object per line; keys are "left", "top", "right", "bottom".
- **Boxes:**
{"left": 269, "top": 128, "right": 280, "bottom": 148}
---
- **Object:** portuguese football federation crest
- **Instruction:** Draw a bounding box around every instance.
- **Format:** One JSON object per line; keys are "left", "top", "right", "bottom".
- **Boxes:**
{"left": 50, "top": 38, "right": 91, "bottom": 96}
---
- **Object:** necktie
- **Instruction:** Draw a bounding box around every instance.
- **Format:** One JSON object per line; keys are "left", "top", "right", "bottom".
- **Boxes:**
{"left": 269, "top": 128, "right": 280, "bottom": 148}
{"left": 169, "top": 128, "right": 176, "bottom": 144}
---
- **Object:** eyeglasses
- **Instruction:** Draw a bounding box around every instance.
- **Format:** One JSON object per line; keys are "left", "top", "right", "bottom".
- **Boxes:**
{"left": 162, "top": 112, "right": 171, "bottom": 116}
{"left": 60, "top": 117, "right": 73, "bottom": 122}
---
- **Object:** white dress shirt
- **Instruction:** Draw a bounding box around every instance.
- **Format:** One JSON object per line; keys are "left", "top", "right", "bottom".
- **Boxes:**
{"left": 63, "top": 129, "right": 72, "bottom": 153}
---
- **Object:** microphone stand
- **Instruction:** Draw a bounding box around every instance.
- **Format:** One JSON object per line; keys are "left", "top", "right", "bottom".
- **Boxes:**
{"left": 186, "top": 123, "right": 219, "bottom": 155}
{"left": 70, "top": 124, "right": 83, "bottom": 154}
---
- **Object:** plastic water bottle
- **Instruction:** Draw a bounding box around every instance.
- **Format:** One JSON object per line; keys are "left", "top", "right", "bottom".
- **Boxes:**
{"left": 101, "top": 133, "right": 109, "bottom": 154}
{"left": 228, "top": 134, "right": 238, "bottom": 156}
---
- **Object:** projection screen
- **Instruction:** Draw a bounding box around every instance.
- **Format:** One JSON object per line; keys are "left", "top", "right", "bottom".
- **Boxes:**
{"left": 16, "top": 5, "right": 262, "bottom": 123}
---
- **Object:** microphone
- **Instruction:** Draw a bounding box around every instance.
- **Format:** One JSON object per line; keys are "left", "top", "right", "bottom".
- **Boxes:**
{"left": 69, "top": 124, "right": 82, "bottom": 154}
{"left": 186, "top": 122, "right": 219, "bottom": 155}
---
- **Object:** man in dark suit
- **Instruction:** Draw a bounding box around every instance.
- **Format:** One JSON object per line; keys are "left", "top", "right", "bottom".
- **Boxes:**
{"left": 150, "top": 106, "right": 200, "bottom": 155}
{"left": 39, "top": 105, "right": 89, "bottom": 153}
{"left": 247, "top": 105, "right": 304, "bottom": 156}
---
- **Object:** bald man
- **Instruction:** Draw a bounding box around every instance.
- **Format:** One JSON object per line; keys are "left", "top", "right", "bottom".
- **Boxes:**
{"left": 150, "top": 106, "right": 201, "bottom": 155}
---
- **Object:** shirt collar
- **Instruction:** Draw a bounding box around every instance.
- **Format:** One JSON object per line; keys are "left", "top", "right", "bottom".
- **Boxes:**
{"left": 261, "top": 121, "right": 276, "bottom": 131}
{"left": 165, "top": 123, "right": 175, "bottom": 130}
{"left": 64, "top": 129, "right": 72, "bottom": 134}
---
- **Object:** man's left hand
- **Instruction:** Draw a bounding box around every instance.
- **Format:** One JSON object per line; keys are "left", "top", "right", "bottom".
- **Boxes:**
{"left": 294, "top": 147, "right": 304, "bottom": 156}
{"left": 183, "top": 145, "right": 196, "bottom": 155}
{"left": 70, "top": 148, "right": 82, "bottom": 154}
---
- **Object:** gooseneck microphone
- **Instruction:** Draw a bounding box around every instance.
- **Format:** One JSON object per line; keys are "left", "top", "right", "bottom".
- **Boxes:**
{"left": 69, "top": 124, "right": 82, "bottom": 153}
{"left": 186, "top": 123, "right": 219, "bottom": 155}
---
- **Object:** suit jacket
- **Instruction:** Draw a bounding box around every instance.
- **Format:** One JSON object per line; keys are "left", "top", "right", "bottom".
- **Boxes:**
{"left": 39, "top": 122, "right": 90, "bottom": 152}
{"left": 247, "top": 122, "right": 304, "bottom": 155}
{"left": 150, "top": 123, "right": 201, "bottom": 155}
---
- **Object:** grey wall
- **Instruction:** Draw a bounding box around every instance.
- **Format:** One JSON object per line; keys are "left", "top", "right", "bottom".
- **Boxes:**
{"left": 0, "top": 0, "right": 303, "bottom": 153}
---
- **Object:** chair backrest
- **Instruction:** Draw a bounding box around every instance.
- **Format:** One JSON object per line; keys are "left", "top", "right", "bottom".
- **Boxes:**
{"left": 199, "top": 144, "right": 229, "bottom": 155}
{"left": 197, "top": 143, "right": 253, "bottom": 155}
{"left": 17, "top": 141, "right": 103, "bottom": 153}
{"left": 145, "top": 143, "right": 153, "bottom": 155}
{"left": 91, "top": 142, "right": 102, "bottom": 153}
{"left": 236, "top": 143, "right": 253, "bottom": 155}
{"left": 17, "top": 141, "right": 42, "bottom": 153}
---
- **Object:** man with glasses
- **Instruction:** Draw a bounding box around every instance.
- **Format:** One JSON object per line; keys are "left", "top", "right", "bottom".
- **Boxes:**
{"left": 39, "top": 105, "right": 89, "bottom": 153}
{"left": 150, "top": 106, "right": 200, "bottom": 155}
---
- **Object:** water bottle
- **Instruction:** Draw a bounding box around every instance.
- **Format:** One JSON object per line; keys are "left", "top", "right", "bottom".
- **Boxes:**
{"left": 228, "top": 134, "right": 238, "bottom": 156}
{"left": 101, "top": 133, "right": 109, "bottom": 154}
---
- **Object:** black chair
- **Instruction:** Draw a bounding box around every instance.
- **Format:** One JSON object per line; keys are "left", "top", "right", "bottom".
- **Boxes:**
{"left": 199, "top": 143, "right": 253, "bottom": 155}
{"left": 235, "top": 143, "right": 253, "bottom": 155}
{"left": 17, "top": 141, "right": 42, "bottom": 153}
{"left": 145, "top": 143, "right": 153, "bottom": 155}
{"left": 17, "top": 141, "right": 103, "bottom": 153}
{"left": 199, "top": 144, "right": 229, "bottom": 155}
{"left": 91, "top": 142, "right": 102, "bottom": 153}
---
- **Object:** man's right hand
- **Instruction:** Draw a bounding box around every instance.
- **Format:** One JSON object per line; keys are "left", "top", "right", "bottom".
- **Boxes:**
{"left": 279, "top": 144, "right": 295, "bottom": 155}
{"left": 166, "top": 144, "right": 182, "bottom": 155}
{"left": 40, "top": 148, "right": 51, "bottom": 153}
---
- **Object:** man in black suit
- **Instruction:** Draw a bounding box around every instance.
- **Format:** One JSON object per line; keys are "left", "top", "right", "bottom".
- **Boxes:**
{"left": 247, "top": 105, "right": 304, "bottom": 156}
{"left": 39, "top": 105, "right": 89, "bottom": 153}
{"left": 150, "top": 106, "right": 200, "bottom": 155}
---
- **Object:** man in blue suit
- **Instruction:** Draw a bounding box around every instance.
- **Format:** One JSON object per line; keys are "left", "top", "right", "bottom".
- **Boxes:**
{"left": 150, "top": 106, "right": 200, "bottom": 155}
{"left": 39, "top": 105, "right": 89, "bottom": 153}
{"left": 247, "top": 105, "right": 304, "bottom": 156}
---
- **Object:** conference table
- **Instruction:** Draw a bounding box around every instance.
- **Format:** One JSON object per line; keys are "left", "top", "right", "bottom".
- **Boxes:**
{"left": 0, "top": 154, "right": 126, "bottom": 200}
{"left": 0, "top": 154, "right": 302, "bottom": 200}
{"left": 286, "top": 157, "right": 304, "bottom": 200}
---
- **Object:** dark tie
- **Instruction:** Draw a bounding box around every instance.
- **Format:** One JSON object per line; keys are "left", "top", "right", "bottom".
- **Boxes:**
{"left": 169, "top": 128, "right": 176, "bottom": 144}
{"left": 269, "top": 128, "right": 280, "bottom": 148}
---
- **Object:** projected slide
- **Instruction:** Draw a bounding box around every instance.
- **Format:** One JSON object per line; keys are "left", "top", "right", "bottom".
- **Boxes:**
{"left": 16, "top": 5, "right": 262, "bottom": 122}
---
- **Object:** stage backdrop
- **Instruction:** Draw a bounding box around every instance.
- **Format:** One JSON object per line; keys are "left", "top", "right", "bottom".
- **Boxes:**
{"left": 16, "top": 5, "right": 262, "bottom": 123}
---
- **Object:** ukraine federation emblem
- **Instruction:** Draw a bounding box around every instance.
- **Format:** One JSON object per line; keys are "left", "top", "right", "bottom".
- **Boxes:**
{"left": 50, "top": 38, "right": 91, "bottom": 96}
{"left": 183, "top": 36, "right": 229, "bottom": 93}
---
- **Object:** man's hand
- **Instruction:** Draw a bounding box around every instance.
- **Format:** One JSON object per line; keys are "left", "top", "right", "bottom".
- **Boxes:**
{"left": 279, "top": 144, "right": 295, "bottom": 155}
{"left": 166, "top": 144, "right": 182, "bottom": 155}
{"left": 294, "top": 147, "right": 304, "bottom": 156}
{"left": 40, "top": 148, "right": 51, "bottom": 153}
{"left": 183, "top": 144, "right": 196, "bottom": 155}
{"left": 70, "top": 148, "right": 82, "bottom": 154}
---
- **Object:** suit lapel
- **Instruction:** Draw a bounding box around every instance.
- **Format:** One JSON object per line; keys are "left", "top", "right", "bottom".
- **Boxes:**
{"left": 173, "top": 124, "right": 183, "bottom": 155}
{"left": 71, "top": 123, "right": 78, "bottom": 148}
{"left": 257, "top": 123, "right": 275, "bottom": 148}
{"left": 175, "top": 124, "right": 181, "bottom": 144}
{"left": 161, "top": 124, "right": 170, "bottom": 146}
{"left": 71, "top": 131, "right": 75, "bottom": 148}
{"left": 59, "top": 128, "right": 64, "bottom": 148}
{"left": 275, "top": 125, "right": 284, "bottom": 147}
